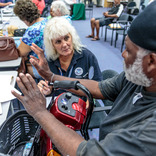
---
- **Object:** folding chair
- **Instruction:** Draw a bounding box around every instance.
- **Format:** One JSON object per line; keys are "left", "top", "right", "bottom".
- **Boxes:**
{"left": 104, "top": 14, "right": 130, "bottom": 46}
{"left": 114, "top": 15, "right": 133, "bottom": 52}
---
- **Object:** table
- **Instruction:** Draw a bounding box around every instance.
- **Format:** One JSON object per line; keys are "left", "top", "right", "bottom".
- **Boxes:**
{"left": 0, "top": 5, "right": 27, "bottom": 31}
{"left": 0, "top": 57, "right": 22, "bottom": 71}
{"left": 0, "top": 5, "right": 15, "bottom": 19}
{"left": 9, "top": 16, "right": 27, "bottom": 29}
{"left": 0, "top": 71, "right": 18, "bottom": 126}
{"left": 0, "top": 6, "right": 27, "bottom": 126}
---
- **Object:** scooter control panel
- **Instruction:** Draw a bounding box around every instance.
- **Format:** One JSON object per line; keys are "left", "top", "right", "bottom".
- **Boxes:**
{"left": 57, "top": 92, "right": 79, "bottom": 117}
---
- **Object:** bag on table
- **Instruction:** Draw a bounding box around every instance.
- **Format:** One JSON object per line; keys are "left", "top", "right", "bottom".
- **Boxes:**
{"left": 0, "top": 37, "right": 26, "bottom": 73}
{"left": 0, "top": 37, "right": 19, "bottom": 61}
{"left": 14, "top": 28, "right": 26, "bottom": 37}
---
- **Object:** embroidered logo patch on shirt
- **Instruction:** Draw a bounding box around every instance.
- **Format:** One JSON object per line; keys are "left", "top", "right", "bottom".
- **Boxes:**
{"left": 75, "top": 67, "right": 83, "bottom": 76}
{"left": 132, "top": 92, "right": 143, "bottom": 104}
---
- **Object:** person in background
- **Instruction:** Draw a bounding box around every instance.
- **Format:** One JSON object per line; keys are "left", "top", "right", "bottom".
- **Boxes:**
{"left": 0, "top": 0, "right": 12, "bottom": 8}
{"left": 63, "top": 0, "right": 77, "bottom": 16}
{"left": 32, "top": 0, "right": 45, "bottom": 15}
{"left": 37, "top": 16, "right": 102, "bottom": 96}
{"left": 47, "top": 1, "right": 72, "bottom": 24}
{"left": 12, "top": 2, "right": 156, "bottom": 155}
{"left": 13, "top": 0, "right": 48, "bottom": 79}
{"left": 86, "top": 0, "right": 123, "bottom": 41}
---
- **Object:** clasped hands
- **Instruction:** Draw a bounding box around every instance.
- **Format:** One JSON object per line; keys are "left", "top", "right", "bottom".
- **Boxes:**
{"left": 103, "top": 11, "right": 109, "bottom": 17}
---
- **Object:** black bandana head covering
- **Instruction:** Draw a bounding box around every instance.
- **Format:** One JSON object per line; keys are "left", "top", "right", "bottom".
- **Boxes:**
{"left": 128, "top": 1, "right": 156, "bottom": 51}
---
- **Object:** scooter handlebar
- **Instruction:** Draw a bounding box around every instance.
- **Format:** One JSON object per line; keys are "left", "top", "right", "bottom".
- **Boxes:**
{"left": 49, "top": 80, "right": 80, "bottom": 90}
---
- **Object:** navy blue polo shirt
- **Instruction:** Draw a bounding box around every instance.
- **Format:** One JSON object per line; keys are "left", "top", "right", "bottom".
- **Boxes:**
{"left": 47, "top": 48, "right": 102, "bottom": 96}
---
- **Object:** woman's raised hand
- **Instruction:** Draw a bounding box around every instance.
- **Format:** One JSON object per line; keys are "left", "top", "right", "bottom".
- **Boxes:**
{"left": 30, "top": 43, "right": 53, "bottom": 81}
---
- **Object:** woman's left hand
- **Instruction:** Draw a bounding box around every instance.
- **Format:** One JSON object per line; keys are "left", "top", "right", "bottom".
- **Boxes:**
{"left": 38, "top": 80, "right": 52, "bottom": 96}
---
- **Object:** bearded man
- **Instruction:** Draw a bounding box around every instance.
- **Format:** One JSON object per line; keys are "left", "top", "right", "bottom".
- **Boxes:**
{"left": 12, "top": 2, "right": 156, "bottom": 156}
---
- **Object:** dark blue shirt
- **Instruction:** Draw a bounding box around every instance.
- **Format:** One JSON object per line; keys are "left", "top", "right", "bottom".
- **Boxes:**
{"left": 47, "top": 48, "right": 102, "bottom": 96}
{"left": 0, "top": 0, "right": 13, "bottom": 8}
{"left": 0, "top": 0, "right": 12, "bottom": 3}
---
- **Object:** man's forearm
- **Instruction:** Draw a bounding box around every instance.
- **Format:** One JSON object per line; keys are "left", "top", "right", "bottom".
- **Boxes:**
{"left": 52, "top": 74, "right": 104, "bottom": 99}
{"left": 0, "top": 2, "right": 12, "bottom": 6}
{"left": 106, "top": 14, "right": 118, "bottom": 18}
{"left": 34, "top": 110, "right": 84, "bottom": 156}
{"left": 0, "top": 2, "right": 8, "bottom": 6}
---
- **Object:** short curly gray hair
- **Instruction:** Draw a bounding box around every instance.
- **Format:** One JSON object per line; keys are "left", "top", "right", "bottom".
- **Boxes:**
{"left": 51, "top": 1, "right": 70, "bottom": 16}
{"left": 44, "top": 17, "right": 85, "bottom": 61}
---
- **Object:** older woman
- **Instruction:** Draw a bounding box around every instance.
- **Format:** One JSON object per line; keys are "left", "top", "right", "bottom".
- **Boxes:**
{"left": 34, "top": 17, "right": 102, "bottom": 96}
{"left": 47, "top": 1, "right": 72, "bottom": 24}
{"left": 13, "top": 0, "right": 48, "bottom": 79}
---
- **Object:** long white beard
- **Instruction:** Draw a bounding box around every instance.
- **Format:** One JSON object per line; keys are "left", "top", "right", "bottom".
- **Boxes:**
{"left": 124, "top": 49, "right": 153, "bottom": 87}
